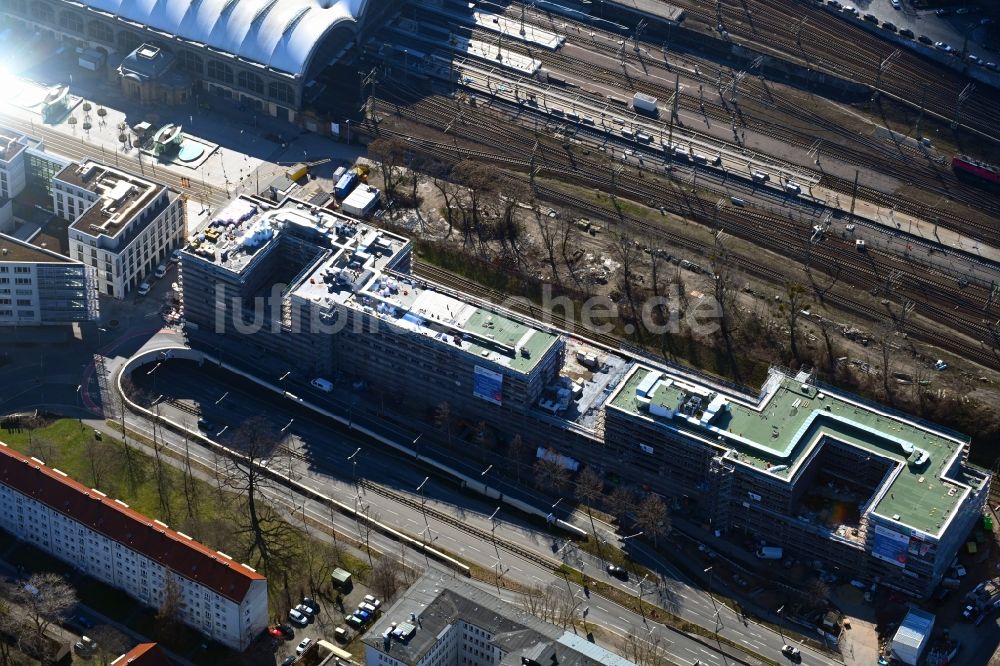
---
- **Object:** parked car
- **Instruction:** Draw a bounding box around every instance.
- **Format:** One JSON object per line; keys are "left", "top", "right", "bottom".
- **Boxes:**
{"left": 935, "top": 8, "right": 951, "bottom": 15}
{"left": 169, "top": 249, "right": 182, "bottom": 264}
{"left": 296, "top": 637, "right": 313, "bottom": 656}
{"left": 294, "top": 603, "right": 314, "bottom": 619}
{"left": 882, "top": 21, "right": 897, "bottom": 32}
{"left": 196, "top": 418, "right": 214, "bottom": 431}
{"left": 334, "top": 627, "right": 350, "bottom": 642}
{"left": 890, "top": 0, "right": 900, "bottom": 8}
{"left": 359, "top": 602, "right": 377, "bottom": 614}
{"left": 363, "top": 594, "right": 382, "bottom": 608}
{"left": 136, "top": 281, "right": 151, "bottom": 296}
{"left": 301, "top": 597, "right": 320, "bottom": 616}
{"left": 75, "top": 636, "right": 98, "bottom": 656}
{"left": 345, "top": 614, "right": 364, "bottom": 628}
{"left": 281, "top": 656, "right": 297, "bottom": 666}
{"left": 276, "top": 623, "right": 295, "bottom": 639}
{"left": 288, "top": 608, "right": 309, "bottom": 626}
{"left": 863, "top": 12, "right": 878, "bottom": 22}
{"left": 355, "top": 609, "right": 371, "bottom": 622}
{"left": 935, "top": 42, "right": 954, "bottom": 52}
{"left": 153, "top": 264, "right": 167, "bottom": 279}
{"left": 899, "top": 28, "right": 914, "bottom": 38}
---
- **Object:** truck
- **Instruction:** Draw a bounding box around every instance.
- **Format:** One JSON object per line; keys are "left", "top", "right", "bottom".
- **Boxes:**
{"left": 335, "top": 171, "right": 358, "bottom": 199}
{"left": 632, "top": 92, "right": 659, "bottom": 116}
{"left": 756, "top": 546, "right": 784, "bottom": 559}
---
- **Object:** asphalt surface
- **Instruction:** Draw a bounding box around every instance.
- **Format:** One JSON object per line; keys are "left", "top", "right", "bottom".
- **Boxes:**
{"left": 123, "top": 354, "right": 839, "bottom": 666}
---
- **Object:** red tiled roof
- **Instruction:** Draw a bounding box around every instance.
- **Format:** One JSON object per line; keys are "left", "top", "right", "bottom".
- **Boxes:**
{"left": 0, "top": 442, "right": 264, "bottom": 602}
{"left": 112, "top": 642, "right": 172, "bottom": 666}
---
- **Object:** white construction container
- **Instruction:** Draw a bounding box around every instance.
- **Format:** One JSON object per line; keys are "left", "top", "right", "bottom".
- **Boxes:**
{"left": 632, "top": 92, "right": 659, "bottom": 115}
{"left": 891, "top": 607, "right": 935, "bottom": 666}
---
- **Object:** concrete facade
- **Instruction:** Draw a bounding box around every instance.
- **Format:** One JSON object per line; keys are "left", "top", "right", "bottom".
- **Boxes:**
{"left": 0, "top": 441, "right": 268, "bottom": 650}
{"left": 57, "top": 160, "right": 186, "bottom": 298}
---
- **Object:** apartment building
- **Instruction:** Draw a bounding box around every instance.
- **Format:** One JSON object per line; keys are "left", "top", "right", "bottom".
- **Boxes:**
{"left": 57, "top": 160, "right": 185, "bottom": 298}
{"left": 603, "top": 364, "right": 990, "bottom": 597}
{"left": 0, "top": 129, "right": 29, "bottom": 201}
{"left": 0, "top": 442, "right": 267, "bottom": 650}
{"left": 363, "top": 572, "right": 635, "bottom": 666}
{"left": 0, "top": 234, "right": 98, "bottom": 325}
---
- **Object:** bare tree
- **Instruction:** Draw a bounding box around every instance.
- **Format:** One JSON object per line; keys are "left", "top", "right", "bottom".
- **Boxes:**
{"left": 518, "top": 583, "right": 578, "bottom": 629}
{"left": 534, "top": 207, "right": 564, "bottom": 283}
{"left": 156, "top": 573, "right": 184, "bottom": 642}
{"left": 222, "top": 417, "right": 298, "bottom": 574}
{"left": 150, "top": 402, "right": 172, "bottom": 523}
{"left": 607, "top": 486, "right": 634, "bottom": 524}
{"left": 780, "top": 281, "right": 810, "bottom": 362}
{"left": 635, "top": 494, "right": 670, "bottom": 547}
{"left": 533, "top": 450, "right": 571, "bottom": 494}
{"left": 367, "top": 137, "right": 407, "bottom": 202}
{"left": 620, "top": 626, "right": 672, "bottom": 666}
{"left": 83, "top": 432, "right": 109, "bottom": 490}
{"left": 356, "top": 502, "right": 378, "bottom": 568}
{"left": 180, "top": 418, "right": 198, "bottom": 519}
{"left": 575, "top": 467, "right": 605, "bottom": 554}
{"left": 434, "top": 401, "right": 452, "bottom": 448}
{"left": 507, "top": 434, "right": 526, "bottom": 483}
{"left": 113, "top": 376, "right": 140, "bottom": 491}
{"left": 806, "top": 578, "right": 831, "bottom": 610}
{"left": 6, "top": 573, "right": 77, "bottom": 649}
{"left": 370, "top": 553, "right": 407, "bottom": 603}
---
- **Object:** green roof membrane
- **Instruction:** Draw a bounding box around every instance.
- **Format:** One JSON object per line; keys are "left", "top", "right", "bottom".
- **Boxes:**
{"left": 610, "top": 367, "right": 981, "bottom": 537}
{"left": 462, "top": 307, "right": 560, "bottom": 374}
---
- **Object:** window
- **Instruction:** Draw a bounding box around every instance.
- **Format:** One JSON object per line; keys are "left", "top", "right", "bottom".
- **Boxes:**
{"left": 87, "top": 20, "right": 114, "bottom": 43}
{"left": 59, "top": 10, "right": 83, "bottom": 33}
{"left": 268, "top": 81, "right": 295, "bottom": 104}
{"left": 30, "top": 1, "right": 54, "bottom": 22}
{"left": 178, "top": 50, "right": 203, "bottom": 75}
{"left": 207, "top": 60, "right": 234, "bottom": 84}
{"left": 238, "top": 71, "right": 265, "bottom": 95}
{"left": 16, "top": 299, "right": 31, "bottom": 306}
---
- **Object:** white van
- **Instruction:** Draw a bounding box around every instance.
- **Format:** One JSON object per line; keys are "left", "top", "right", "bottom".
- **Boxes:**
{"left": 310, "top": 378, "right": 333, "bottom": 392}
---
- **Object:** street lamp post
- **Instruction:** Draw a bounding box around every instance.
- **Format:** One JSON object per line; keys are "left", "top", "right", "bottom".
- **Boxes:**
{"left": 704, "top": 566, "right": 722, "bottom": 631}
{"left": 348, "top": 447, "right": 361, "bottom": 491}
{"left": 776, "top": 605, "right": 787, "bottom": 645}
{"left": 481, "top": 464, "right": 493, "bottom": 498}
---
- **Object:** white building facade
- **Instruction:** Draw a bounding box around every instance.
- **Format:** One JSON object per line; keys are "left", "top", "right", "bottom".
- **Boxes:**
{"left": 57, "top": 161, "right": 185, "bottom": 298}
{"left": 0, "top": 443, "right": 267, "bottom": 650}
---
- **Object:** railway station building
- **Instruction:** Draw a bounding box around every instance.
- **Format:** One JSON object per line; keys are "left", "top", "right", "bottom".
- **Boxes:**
{"left": 0, "top": 0, "right": 393, "bottom": 121}
{"left": 177, "top": 193, "right": 989, "bottom": 599}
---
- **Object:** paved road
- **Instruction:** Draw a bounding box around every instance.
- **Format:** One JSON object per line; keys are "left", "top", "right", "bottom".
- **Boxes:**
{"left": 122, "top": 353, "right": 840, "bottom": 666}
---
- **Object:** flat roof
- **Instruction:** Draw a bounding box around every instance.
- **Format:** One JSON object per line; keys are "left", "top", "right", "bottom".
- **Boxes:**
{"left": 0, "top": 233, "right": 74, "bottom": 263}
{"left": 607, "top": 0, "right": 685, "bottom": 23}
{"left": 362, "top": 572, "right": 634, "bottom": 666}
{"left": 56, "top": 161, "right": 166, "bottom": 238}
{"left": 610, "top": 365, "right": 981, "bottom": 537}
{"left": 293, "top": 253, "right": 561, "bottom": 374}
{"left": 0, "top": 128, "right": 27, "bottom": 163}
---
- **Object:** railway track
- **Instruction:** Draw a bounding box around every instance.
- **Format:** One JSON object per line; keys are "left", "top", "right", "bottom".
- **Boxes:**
{"left": 369, "top": 91, "right": 1000, "bottom": 369}
{"left": 411, "top": 10, "right": 1000, "bottom": 240}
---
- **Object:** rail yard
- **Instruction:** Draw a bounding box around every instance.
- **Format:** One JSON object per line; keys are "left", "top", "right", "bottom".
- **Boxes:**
{"left": 352, "top": 0, "right": 1000, "bottom": 385}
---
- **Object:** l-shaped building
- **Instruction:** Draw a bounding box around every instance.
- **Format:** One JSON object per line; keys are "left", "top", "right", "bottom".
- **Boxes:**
{"left": 178, "top": 193, "right": 990, "bottom": 598}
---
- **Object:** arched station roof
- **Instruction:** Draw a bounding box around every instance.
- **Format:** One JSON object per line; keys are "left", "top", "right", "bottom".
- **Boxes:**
{"left": 80, "top": 0, "right": 368, "bottom": 75}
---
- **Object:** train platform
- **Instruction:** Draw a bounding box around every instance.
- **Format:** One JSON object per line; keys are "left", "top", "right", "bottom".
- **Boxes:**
{"left": 446, "top": 58, "right": 1000, "bottom": 268}
{"left": 600, "top": 0, "right": 686, "bottom": 26}
{"left": 472, "top": 10, "right": 566, "bottom": 50}
{"left": 454, "top": 36, "right": 542, "bottom": 75}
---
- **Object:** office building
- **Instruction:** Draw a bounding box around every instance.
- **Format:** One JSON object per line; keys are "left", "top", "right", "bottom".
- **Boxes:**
{"left": 603, "top": 364, "right": 989, "bottom": 597}
{"left": 0, "top": 234, "right": 98, "bottom": 325}
{"left": 57, "top": 160, "right": 186, "bottom": 297}
{"left": 0, "top": 442, "right": 268, "bottom": 650}
{"left": 180, "top": 196, "right": 565, "bottom": 413}
{"left": 363, "top": 572, "right": 636, "bottom": 666}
